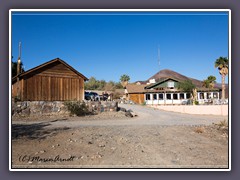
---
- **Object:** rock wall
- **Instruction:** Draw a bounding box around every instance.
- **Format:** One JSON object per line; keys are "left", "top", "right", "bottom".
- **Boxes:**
{"left": 12, "top": 100, "right": 118, "bottom": 117}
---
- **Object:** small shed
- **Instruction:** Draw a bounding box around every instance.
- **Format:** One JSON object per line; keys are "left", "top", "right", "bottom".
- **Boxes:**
{"left": 125, "top": 84, "right": 146, "bottom": 104}
{"left": 12, "top": 58, "right": 88, "bottom": 101}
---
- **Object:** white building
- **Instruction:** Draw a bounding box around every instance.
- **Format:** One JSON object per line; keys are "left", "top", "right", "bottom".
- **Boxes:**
{"left": 126, "top": 77, "right": 220, "bottom": 105}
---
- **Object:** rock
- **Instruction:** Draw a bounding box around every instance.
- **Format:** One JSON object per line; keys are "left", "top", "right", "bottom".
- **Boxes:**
{"left": 21, "top": 108, "right": 30, "bottom": 116}
{"left": 125, "top": 109, "right": 137, "bottom": 117}
{"left": 21, "top": 102, "right": 28, "bottom": 110}
{"left": 15, "top": 107, "right": 22, "bottom": 113}
{"left": 111, "top": 147, "right": 116, "bottom": 151}
{"left": 119, "top": 107, "right": 127, "bottom": 112}
{"left": 125, "top": 111, "right": 133, "bottom": 118}
{"left": 131, "top": 111, "right": 138, "bottom": 117}
{"left": 30, "top": 104, "right": 42, "bottom": 114}
{"left": 42, "top": 105, "right": 52, "bottom": 114}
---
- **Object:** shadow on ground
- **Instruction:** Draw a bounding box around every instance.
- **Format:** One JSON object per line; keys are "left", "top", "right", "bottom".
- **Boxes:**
{"left": 12, "top": 122, "right": 70, "bottom": 140}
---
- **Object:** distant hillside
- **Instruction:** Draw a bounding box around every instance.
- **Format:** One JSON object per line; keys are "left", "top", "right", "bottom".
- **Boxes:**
{"left": 134, "top": 69, "right": 229, "bottom": 98}
{"left": 135, "top": 69, "right": 228, "bottom": 90}
{"left": 147, "top": 69, "right": 203, "bottom": 87}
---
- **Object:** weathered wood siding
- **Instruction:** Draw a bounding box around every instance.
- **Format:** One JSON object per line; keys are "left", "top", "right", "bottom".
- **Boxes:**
{"left": 129, "top": 93, "right": 144, "bottom": 104}
{"left": 12, "top": 79, "right": 24, "bottom": 100}
{"left": 13, "top": 61, "right": 85, "bottom": 101}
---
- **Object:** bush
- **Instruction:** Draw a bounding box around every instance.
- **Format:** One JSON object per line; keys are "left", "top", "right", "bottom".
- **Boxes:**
{"left": 14, "top": 96, "right": 21, "bottom": 102}
{"left": 112, "top": 92, "right": 121, "bottom": 100}
{"left": 64, "top": 101, "right": 91, "bottom": 116}
{"left": 216, "top": 119, "right": 228, "bottom": 128}
{"left": 194, "top": 127, "right": 204, "bottom": 133}
{"left": 141, "top": 102, "right": 146, "bottom": 106}
{"left": 194, "top": 100, "right": 199, "bottom": 105}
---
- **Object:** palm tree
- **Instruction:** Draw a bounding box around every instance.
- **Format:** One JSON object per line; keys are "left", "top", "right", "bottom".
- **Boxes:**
{"left": 202, "top": 75, "right": 216, "bottom": 89}
{"left": 120, "top": 74, "right": 130, "bottom": 88}
{"left": 214, "top": 57, "right": 228, "bottom": 99}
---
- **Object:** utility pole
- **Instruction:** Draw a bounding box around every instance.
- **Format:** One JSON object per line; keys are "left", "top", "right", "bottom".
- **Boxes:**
{"left": 17, "top": 42, "right": 21, "bottom": 99}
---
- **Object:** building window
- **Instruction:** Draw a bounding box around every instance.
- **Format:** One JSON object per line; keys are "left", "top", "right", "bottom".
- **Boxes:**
{"left": 180, "top": 93, "right": 184, "bottom": 99}
{"left": 186, "top": 93, "right": 191, "bottom": 99}
{"left": 213, "top": 92, "right": 218, "bottom": 99}
{"left": 173, "top": 93, "right": 178, "bottom": 100}
{"left": 146, "top": 94, "right": 151, "bottom": 100}
{"left": 207, "top": 93, "right": 211, "bottom": 99}
{"left": 167, "top": 81, "right": 174, "bottom": 88}
{"left": 153, "top": 94, "right": 157, "bottom": 100}
{"left": 199, "top": 93, "right": 204, "bottom": 99}
{"left": 166, "top": 94, "right": 171, "bottom": 100}
{"left": 159, "top": 93, "right": 163, "bottom": 100}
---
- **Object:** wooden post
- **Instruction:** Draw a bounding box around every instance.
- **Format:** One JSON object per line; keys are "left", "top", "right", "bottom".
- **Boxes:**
{"left": 17, "top": 42, "right": 21, "bottom": 100}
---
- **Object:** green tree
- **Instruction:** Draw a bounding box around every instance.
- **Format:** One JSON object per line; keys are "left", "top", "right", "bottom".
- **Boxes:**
{"left": 178, "top": 80, "right": 196, "bottom": 92}
{"left": 97, "top": 80, "right": 106, "bottom": 90}
{"left": 12, "top": 60, "right": 24, "bottom": 77}
{"left": 214, "top": 57, "right": 228, "bottom": 99}
{"left": 84, "top": 77, "right": 98, "bottom": 90}
{"left": 120, "top": 74, "right": 130, "bottom": 88}
{"left": 178, "top": 80, "right": 197, "bottom": 104}
{"left": 120, "top": 74, "right": 130, "bottom": 82}
{"left": 203, "top": 75, "right": 216, "bottom": 89}
{"left": 85, "top": 77, "right": 124, "bottom": 91}
{"left": 104, "top": 81, "right": 116, "bottom": 91}
{"left": 114, "top": 82, "right": 123, "bottom": 89}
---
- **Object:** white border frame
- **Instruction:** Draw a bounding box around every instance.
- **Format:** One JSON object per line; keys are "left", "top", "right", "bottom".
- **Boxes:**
{"left": 9, "top": 9, "right": 231, "bottom": 171}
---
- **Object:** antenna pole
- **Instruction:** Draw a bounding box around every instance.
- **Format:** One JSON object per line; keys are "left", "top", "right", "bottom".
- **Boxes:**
{"left": 18, "top": 42, "right": 21, "bottom": 59}
{"left": 158, "top": 45, "right": 160, "bottom": 68}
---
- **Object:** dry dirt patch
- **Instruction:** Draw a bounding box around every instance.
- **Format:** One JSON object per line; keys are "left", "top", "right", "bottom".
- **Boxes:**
{"left": 11, "top": 112, "right": 228, "bottom": 169}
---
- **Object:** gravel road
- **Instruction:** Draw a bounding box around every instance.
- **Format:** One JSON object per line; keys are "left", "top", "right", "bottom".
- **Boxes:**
{"left": 11, "top": 104, "right": 229, "bottom": 169}
{"left": 44, "top": 104, "right": 228, "bottom": 128}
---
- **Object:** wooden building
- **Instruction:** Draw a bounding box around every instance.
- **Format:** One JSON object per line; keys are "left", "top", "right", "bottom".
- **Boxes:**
{"left": 125, "top": 84, "right": 146, "bottom": 104}
{"left": 12, "top": 58, "right": 88, "bottom": 101}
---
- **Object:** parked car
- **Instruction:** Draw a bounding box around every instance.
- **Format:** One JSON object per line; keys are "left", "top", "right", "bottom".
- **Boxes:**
{"left": 100, "top": 93, "right": 109, "bottom": 101}
{"left": 84, "top": 91, "right": 91, "bottom": 100}
{"left": 85, "top": 91, "right": 100, "bottom": 101}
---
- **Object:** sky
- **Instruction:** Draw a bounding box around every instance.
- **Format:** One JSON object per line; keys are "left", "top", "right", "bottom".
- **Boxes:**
{"left": 11, "top": 11, "right": 229, "bottom": 83}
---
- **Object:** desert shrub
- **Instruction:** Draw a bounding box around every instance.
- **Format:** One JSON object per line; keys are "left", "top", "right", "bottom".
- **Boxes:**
{"left": 141, "top": 102, "right": 146, "bottom": 106}
{"left": 64, "top": 101, "right": 91, "bottom": 116}
{"left": 194, "top": 100, "right": 199, "bottom": 105}
{"left": 217, "top": 119, "right": 228, "bottom": 128}
{"left": 194, "top": 127, "right": 204, "bottom": 133}
{"left": 112, "top": 92, "right": 121, "bottom": 100}
{"left": 214, "top": 119, "right": 228, "bottom": 137}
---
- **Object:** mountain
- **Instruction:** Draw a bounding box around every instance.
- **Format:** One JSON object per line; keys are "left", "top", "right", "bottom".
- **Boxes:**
{"left": 147, "top": 69, "right": 204, "bottom": 87}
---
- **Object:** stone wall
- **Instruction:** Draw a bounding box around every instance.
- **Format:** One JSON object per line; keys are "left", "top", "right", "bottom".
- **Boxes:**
{"left": 12, "top": 100, "right": 118, "bottom": 117}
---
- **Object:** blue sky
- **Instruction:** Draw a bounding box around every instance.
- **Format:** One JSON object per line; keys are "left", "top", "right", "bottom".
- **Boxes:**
{"left": 11, "top": 11, "right": 229, "bottom": 83}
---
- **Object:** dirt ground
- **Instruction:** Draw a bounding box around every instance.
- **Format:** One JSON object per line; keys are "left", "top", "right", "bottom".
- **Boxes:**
{"left": 11, "top": 104, "right": 229, "bottom": 169}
